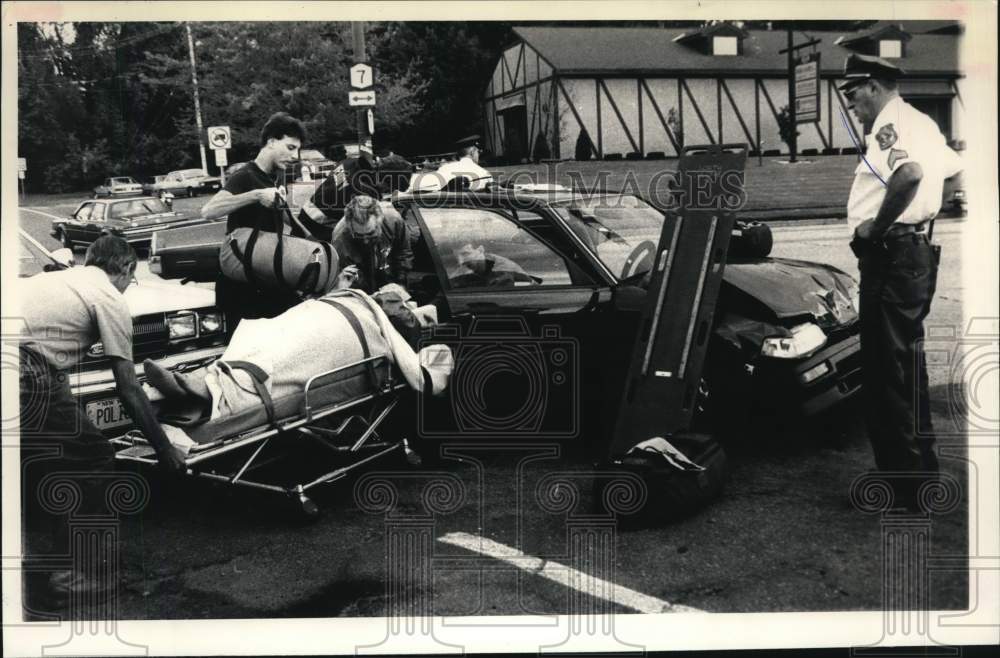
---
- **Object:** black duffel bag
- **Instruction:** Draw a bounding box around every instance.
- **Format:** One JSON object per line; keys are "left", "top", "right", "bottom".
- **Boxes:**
{"left": 219, "top": 193, "right": 339, "bottom": 295}
{"left": 728, "top": 220, "right": 773, "bottom": 258}
{"left": 593, "top": 432, "right": 728, "bottom": 527}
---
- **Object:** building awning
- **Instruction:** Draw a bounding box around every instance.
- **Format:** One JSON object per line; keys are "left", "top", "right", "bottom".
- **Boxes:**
{"left": 899, "top": 80, "right": 955, "bottom": 97}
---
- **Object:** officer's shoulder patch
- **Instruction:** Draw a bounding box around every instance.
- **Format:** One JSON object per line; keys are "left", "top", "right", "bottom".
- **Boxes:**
{"left": 876, "top": 123, "right": 898, "bottom": 151}
{"left": 888, "top": 148, "right": 909, "bottom": 169}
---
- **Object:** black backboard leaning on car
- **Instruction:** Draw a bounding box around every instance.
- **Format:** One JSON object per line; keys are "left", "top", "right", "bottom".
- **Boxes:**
{"left": 51, "top": 196, "right": 223, "bottom": 250}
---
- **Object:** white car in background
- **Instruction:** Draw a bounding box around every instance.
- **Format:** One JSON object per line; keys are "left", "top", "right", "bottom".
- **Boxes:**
{"left": 93, "top": 176, "right": 144, "bottom": 198}
{"left": 143, "top": 168, "right": 222, "bottom": 197}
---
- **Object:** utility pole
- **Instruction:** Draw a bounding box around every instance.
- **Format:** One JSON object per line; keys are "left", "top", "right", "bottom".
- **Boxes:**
{"left": 351, "top": 22, "right": 371, "bottom": 153}
{"left": 186, "top": 23, "right": 208, "bottom": 173}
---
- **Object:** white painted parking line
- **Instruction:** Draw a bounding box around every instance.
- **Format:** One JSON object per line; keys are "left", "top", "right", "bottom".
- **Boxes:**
{"left": 20, "top": 207, "right": 65, "bottom": 221}
{"left": 437, "top": 531, "right": 703, "bottom": 614}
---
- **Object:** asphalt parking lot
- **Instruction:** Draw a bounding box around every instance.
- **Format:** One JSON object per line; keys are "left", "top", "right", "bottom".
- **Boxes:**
{"left": 15, "top": 197, "right": 973, "bottom": 621}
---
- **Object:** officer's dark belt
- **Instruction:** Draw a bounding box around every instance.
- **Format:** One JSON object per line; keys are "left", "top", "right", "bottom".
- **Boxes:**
{"left": 884, "top": 222, "right": 929, "bottom": 240}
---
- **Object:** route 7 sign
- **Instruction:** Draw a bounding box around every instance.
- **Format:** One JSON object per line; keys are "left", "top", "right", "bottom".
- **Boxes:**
{"left": 348, "top": 90, "right": 376, "bottom": 107}
{"left": 350, "top": 63, "right": 373, "bottom": 89}
{"left": 207, "top": 125, "right": 231, "bottom": 149}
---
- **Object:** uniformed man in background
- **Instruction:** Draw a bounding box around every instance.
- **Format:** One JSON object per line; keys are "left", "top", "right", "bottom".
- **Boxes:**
{"left": 410, "top": 135, "right": 494, "bottom": 192}
{"left": 840, "top": 53, "right": 963, "bottom": 508}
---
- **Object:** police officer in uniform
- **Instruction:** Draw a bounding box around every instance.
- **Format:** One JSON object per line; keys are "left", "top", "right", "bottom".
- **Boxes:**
{"left": 840, "top": 53, "right": 962, "bottom": 507}
{"left": 410, "top": 135, "right": 494, "bottom": 192}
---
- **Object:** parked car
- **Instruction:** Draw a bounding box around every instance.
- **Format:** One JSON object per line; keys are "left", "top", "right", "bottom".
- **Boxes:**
{"left": 146, "top": 186, "right": 862, "bottom": 438}
{"left": 51, "top": 196, "right": 219, "bottom": 250}
{"left": 92, "top": 176, "right": 144, "bottom": 198}
{"left": 143, "top": 168, "right": 221, "bottom": 197}
{"left": 942, "top": 171, "right": 966, "bottom": 216}
{"left": 17, "top": 229, "right": 228, "bottom": 436}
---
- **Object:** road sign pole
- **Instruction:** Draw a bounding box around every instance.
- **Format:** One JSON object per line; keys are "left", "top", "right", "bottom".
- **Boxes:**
{"left": 351, "top": 22, "right": 371, "bottom": 154}
{"left": 786, "top": 29, "right": 797, "bottom": 163}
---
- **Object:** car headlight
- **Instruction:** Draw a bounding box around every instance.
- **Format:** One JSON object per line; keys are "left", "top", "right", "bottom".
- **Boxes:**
{"left": 199, "top": 311, "right": 224, "bottom": 335}
{"left": 761, "top": 323, "right": 827, "bottom": 359}
{"left": 166, "top": 312, "right": 197, "bottom": 339}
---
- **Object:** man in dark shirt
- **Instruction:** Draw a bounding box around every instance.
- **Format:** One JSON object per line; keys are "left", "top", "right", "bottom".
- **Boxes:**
{"left": 202, "top": 112, "right": 307, "bottom": 328}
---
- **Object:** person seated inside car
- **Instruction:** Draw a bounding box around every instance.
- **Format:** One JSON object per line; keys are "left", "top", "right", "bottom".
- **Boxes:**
{"left": 446, "top": 243, "right": 537, "bottom": 288}
{"left": 142, "top": 285, "right": 452, "bottom": 426}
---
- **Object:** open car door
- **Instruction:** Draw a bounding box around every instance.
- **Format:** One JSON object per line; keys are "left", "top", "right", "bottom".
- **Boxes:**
{"left": 607, "top": 143, "right": 748, "bottom": 459}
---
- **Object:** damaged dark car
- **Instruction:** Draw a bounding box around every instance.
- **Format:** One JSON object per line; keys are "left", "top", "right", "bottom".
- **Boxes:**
{"left": 393, "top": 186, "right": 862, "bottom": 438}
{"left": 148, "top": 185, "right": 862, "bottom": 440}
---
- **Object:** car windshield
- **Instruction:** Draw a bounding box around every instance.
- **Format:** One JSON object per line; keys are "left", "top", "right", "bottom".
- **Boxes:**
{"left": 553, "top": 195, "right": 665, "bottom": 279}
{"left": 110, "top": 198, "right": 170, "bottom": 219}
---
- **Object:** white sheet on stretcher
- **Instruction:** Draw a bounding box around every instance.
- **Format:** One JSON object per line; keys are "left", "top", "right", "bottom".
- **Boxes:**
{"left": 156, "top": 290, "right": 453, "bottom": 454}
{"left": 163, "top": 423, "right": 196, "bottom": 455}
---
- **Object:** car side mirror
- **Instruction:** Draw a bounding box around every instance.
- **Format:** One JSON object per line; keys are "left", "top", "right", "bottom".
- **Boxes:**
{"left": 613, "top": 284, "right": 646, "bottom": 312}
{"left": 51, "top": 248, "right": 76, "bottom": 269}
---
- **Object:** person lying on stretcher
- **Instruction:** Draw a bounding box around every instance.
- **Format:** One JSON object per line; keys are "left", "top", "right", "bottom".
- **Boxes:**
{"left": 142, "top": 285, "right": 453, "bottom": 425}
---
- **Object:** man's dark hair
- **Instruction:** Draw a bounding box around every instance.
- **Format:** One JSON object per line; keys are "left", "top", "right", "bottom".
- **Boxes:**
{"left": 259, "top": 112, "right": 306, "bottom": 146}
{"left": 85, "top": 235, "right": 138, "bottom": 276}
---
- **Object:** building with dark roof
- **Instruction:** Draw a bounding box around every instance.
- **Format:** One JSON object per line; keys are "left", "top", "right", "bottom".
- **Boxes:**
{"left": 484, "top": 23, "right": 963, "bottom": 162}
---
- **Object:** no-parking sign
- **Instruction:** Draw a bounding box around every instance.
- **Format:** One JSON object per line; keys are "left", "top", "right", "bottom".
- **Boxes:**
{"left": 207, "top": 126, "right": 231, "bottom": 150}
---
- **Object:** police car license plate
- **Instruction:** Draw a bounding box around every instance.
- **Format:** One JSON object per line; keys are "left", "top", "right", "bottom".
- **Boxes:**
{"left": 86, "top": 398, "right": 131, "bottom": 431}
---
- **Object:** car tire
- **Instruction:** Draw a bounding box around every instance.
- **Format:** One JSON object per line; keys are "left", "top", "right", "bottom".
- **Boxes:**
{"left": 187, "top": 187, "right": 196, "bottom": 198}
{"left": 57, "top": 229, "right": 73, "bottom": 251}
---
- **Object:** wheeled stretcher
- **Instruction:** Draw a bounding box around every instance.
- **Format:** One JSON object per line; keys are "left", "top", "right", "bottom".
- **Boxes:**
{"left": 112, "top": 355, "right": 409, "bottom": 518}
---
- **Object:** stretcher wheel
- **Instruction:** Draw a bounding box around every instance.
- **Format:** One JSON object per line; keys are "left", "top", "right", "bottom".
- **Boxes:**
{"left": 295, "top": 494, "right": 320, "bottom": 521}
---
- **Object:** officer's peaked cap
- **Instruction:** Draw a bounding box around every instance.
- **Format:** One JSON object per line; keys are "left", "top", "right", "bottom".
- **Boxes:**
{"left": 455, "top": 135, "right": 482, "bottom": 150}
{"left": 838, "top": 53, "right": 906, "bottom": 92}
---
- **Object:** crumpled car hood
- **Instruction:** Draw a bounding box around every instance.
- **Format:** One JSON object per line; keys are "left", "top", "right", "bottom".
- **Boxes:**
{"left": 723, "top": 257, "right": 859, "bottom": 327}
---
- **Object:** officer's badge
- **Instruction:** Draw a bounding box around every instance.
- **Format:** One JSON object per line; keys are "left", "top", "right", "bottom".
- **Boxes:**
{"left": 888, "top": 148, "right": 908, "bottom": 169}
{"left": 875, "top": 123, "right": 898, "bottom": 150}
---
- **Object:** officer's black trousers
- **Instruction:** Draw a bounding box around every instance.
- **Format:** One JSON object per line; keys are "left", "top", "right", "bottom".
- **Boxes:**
{"left": 857, "top": 233, "right": 939, "bottom": 474}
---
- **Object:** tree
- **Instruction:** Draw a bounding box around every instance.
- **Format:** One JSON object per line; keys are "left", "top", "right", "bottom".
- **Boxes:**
{"left": 574, "top": 131, "right": 594, "bottom": 161}
{"left": 776, "top": 105, "right": 800, "bottom": 154}
{"left": 532, "top": 132, "right": 551, "bottom": 162}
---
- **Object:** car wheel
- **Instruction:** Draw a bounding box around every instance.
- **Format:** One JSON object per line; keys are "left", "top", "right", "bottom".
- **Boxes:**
{"left": 187, "top": 187, "right": 196, "bottom": 198}
{"left": 57, "top": 229, "right": 73, "bottom": 251}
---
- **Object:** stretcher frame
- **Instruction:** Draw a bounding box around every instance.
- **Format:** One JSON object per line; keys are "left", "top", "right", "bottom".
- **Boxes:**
{"left": 111, "top": 356, "right": 408, "bottom": 517}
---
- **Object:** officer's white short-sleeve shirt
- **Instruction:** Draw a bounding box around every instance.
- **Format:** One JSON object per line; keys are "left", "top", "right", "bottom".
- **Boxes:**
{"left": 846, "top": 96, "right": 963, "bottom": 231}
{"left": 409, "top": 156, "right": 493, "bottom": 192}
